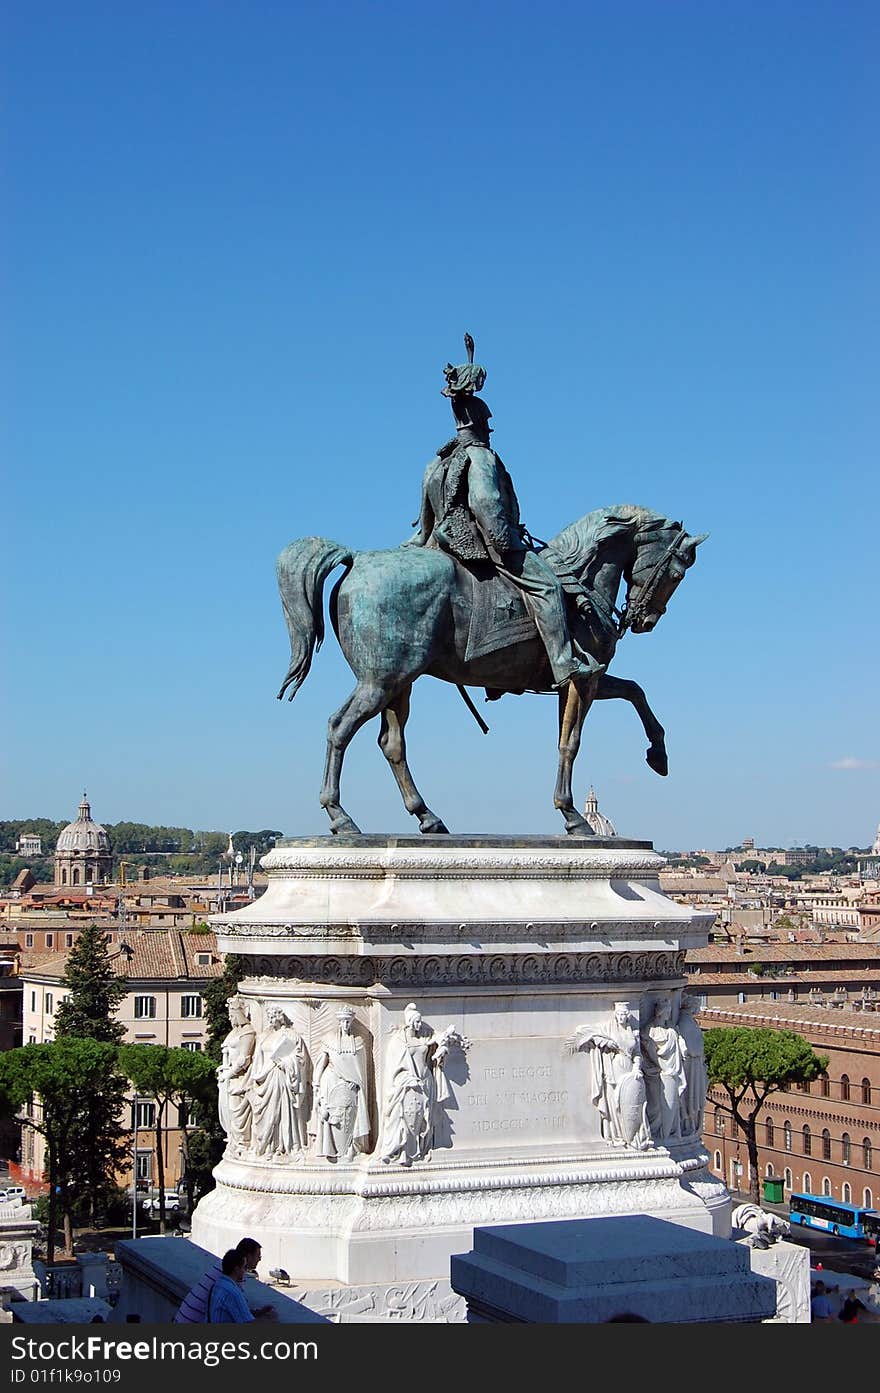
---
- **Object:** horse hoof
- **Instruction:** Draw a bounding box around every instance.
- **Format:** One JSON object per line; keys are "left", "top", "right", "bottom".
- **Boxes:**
{"left": 646, "top": 746, "right": 668, "bottom": 777}
{"left": 420, "top": 816, "right": 449, "bottom": 835}
{"left": 562, "top": 814, "right": 593, "bottom": 836}
{"left": 330, "top": 815, "right": 362, "bottom": 835}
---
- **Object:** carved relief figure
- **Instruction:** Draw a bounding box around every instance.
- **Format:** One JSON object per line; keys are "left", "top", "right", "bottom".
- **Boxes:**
{"left": 676, "top": 993, "right": 707, "bottom": 1137}
{"left": 640, "top": 995, "right": 687, "bottom": 1142}
{"left": 312, "top": 1006, "right": 371, "bottom": 1162}
{"left": 380, "top": 1003, "right": 463, "bottom": 1166}
{"left": 217, "top": 995, "right": 256, "bottom": 1155}
{"left": 250, "top": 1004, "right": 310, "bottom": 1158}
{"left": 566, "top": 1001, "right": 651, "bottom": 1150}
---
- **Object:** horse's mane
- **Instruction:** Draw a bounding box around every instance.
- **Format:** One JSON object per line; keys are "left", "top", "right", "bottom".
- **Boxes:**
{"left": 542, "top": 504, "right": 672, "bottom": 597}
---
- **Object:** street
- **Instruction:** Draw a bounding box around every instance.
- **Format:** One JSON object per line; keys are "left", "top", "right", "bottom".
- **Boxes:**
{"left": 732, "top": 1192, "right": 880, "bottom": 1282}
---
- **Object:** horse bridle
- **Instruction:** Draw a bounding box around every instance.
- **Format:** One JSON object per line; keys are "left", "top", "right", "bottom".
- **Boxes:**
{"left": 618, "top": 526, "right": 687, "bottom": 636}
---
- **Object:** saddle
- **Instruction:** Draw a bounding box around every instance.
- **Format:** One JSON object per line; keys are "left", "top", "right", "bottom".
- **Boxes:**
{"left": 462, "top": 566, "right": 536, "bottom": 663}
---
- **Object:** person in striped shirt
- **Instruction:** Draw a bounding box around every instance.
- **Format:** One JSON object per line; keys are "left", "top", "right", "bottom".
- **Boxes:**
{"left": 174, "top": 1237, "right": 264, "bottom": 1323}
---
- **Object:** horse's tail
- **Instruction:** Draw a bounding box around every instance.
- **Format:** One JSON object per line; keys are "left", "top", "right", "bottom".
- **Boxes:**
{"left": 276, "top": 537, "right": 354, "bottom": 701}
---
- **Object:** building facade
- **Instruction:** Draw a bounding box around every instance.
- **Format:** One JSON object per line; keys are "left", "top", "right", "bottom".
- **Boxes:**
{"left": 16, "top": 930, "right": 222, "bottom": 1198}
{"left": 700, "top": 1000, "right": 880, "bottom": 1211}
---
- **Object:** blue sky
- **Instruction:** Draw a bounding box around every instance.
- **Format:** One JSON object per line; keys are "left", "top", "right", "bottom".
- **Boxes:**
{"left": 3, "top": 1, "right": 878, "bottom": 851}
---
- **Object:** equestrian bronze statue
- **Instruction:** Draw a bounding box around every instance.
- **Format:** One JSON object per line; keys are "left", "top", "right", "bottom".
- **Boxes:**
{"left": 277, "top": 337, "right": 706, "bottom": 835}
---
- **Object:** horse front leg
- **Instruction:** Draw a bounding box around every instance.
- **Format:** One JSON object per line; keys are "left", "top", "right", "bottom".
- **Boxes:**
{"left": 378, "top": 686, "right": 449, "bottom": 834}
{"left": 594, "top": 674, "right": 668, "bottom": 776}
{"left": 320, "top": 681, "right": 390, "bottom": 834}
{"left": 553, "top": 680, "right": 593, "bottom": 834}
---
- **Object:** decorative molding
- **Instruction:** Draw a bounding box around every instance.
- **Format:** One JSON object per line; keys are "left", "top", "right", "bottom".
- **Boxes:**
{"left": 215, "top": 920, "right": 700, "bottom": 942}
{"left": 237, "top": 950, "right": 687, "bottom": 988}
{"left": 209, "top": 1147, "right": 708, "bottom": 1199}
{"left": 289, "top": 1279, "right": 464, "bottom": 1323}
{"left": 260, "top": 848, "right": 664, "bottom": 879}
{"left": 199, "top": 1173, "right": 697, "bottom": 1233}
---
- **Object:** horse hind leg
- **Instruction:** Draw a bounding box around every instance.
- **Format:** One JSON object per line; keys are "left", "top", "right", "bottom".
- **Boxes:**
{"left": 378, "top": 686, "right": 449, "bottom": 835}
{"left": 320, "top": 681, "right": 391, "bottom": 834}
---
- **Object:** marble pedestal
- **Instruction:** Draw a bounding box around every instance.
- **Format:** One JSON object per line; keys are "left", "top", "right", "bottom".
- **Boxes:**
{"left": 192, "top": 835, "right": 726, "bottom": 1321}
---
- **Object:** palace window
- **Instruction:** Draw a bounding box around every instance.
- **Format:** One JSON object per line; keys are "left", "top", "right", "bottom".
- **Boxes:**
{"left": 30, "top": 992, "right": 36, "bottom": 1012}
{"left": 181, "top": 1041, "right": 202, "bottom": 1052}
{"left": 864, "top": 1138, "right": 873, "bottom": 1171}
{"left": 802, "top": 1125, "right": 811, "bottom": 1156}
{"left": 45, "top": 934, "right": 53, "bottom": 948}
{"left": 865, "top": 1188, "right": 874, "bottom": 1209}
{"left": 842, "top": 1133, "right": 851, "bottom": 1166}
{"left": 180, "top": 995, "right": 202, "bottom": 1019}
{"left": 799, "top": 1079, "right": 811, "bottom": 1094}
{"left": 841, "top": 1074, "right": 851, "bottom": 1101}
{"left": 822, "top": 1129, "right": 831, "bottom": 1160}
{"left": 803, "top": 1172, "right": 812, "bottom": 1193}
{"left": 134, "top": 1102, "right": 155, "bottom": 1129}
{"left": 784, "top": 1168, "right": 792, "bottom": 1189}
{"left": 135, "top": 1152, "right": 152, "bottom": 1182}
{"left": 134, "top": 996, "right": 156, "bottom": 1020}
{"left": 45, "top": 994, "right": 53, "bottom": 1014}
{"left": 822, "top": 1177, "right": 832, "bottom": 1197}
{"left": 765, "top": 1118, "right": 774, "bottom": 1147}
{"left": 862, "top": 1079, "right": 872, "bottom": 1105}
{"left": 819, "top": 1073, "right": 830, "bottom": 1097}
{"left": 25, "top": 934, "right": 33, "bottom": 948}
{"left": 72, "top": 869, "right": 80, "bottom": 886}
{"left": 713, "top": 1151, "right": 722, "bottom": 1170}
{"left": 843, "top": 1182, "right": 852, "bottom": 1204}
{"left": 783, "top": 1121, "right": 792, "bottom": 1152}
{"left": 66, "top": 934, "right": 74, "bottom": 948}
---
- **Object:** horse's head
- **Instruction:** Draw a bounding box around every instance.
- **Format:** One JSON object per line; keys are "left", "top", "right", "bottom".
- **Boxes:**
{"left": 620, "top": 517, "right": 707, "bottom": 635}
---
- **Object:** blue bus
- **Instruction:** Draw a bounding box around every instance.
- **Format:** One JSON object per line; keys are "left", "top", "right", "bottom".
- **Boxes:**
{"left": 789, "top": 1192, "right": 879, "bottom": 1240}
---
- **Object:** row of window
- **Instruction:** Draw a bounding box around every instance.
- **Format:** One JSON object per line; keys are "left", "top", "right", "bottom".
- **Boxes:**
{"left": 28, "top": 991, "right": 204, "bottom": 1019}
{"left": 133, "top": 1099, "right": 196, "bottom": 1128}
{"left": 58, "top": 867, "right": 104, "bottom": 886}
{"left": 714, "top": 1110, "right": 875, "bottom": 1169}
{"left": 767, "top": 1119, "right": 873, "bottom": 1169}
{"left": 24, "top": 933, "right": 75, "bottom": 949}
{"left": 134, "top": 995, "right": 203, "bottom": 1019}
{"left": 712, "top": 1152, "right": 874, "bottom": 1208}
{"left": 712, "top": 1074, "right": 874, "bottom": 1106}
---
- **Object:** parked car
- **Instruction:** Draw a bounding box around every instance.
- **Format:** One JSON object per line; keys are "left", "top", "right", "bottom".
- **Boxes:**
{"left": 4, "top": 1186, "right": 27, "bottom": 1200}
{"left": 141, "top": 1191, "right": 188, "bottom": 1216}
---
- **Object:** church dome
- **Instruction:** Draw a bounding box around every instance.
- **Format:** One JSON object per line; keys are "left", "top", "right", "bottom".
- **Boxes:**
{"left": 54, "top": 793, "right": 113, "bottom": 887}
{"left": 56, "top": 794, "right": 112, "bottom": 854}
{"left": 583, "top": 786, "right": 616, "bottom": 837}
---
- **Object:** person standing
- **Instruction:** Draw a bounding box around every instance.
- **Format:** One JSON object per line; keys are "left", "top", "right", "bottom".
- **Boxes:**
{"left": 207, "top": 1250, "right": 255, "bottom": 1324}
{"left": 175, "top": 1237, "right": 262, "bottom": 1323}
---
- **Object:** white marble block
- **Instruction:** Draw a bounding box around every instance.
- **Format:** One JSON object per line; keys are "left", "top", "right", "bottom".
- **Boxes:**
{"left": 450, "top": 1215, "right": 779, "bottom": 1323}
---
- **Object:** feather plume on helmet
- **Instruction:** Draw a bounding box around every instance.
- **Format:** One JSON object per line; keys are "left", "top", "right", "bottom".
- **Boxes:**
{"left": 442, "top": 331, "right": 487, "bottom": 398}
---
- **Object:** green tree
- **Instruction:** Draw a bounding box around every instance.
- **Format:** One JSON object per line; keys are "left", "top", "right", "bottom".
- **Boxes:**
{"left": 0, "top": 1040, "right": 126, "bottom": 1261}
{"left": 53, "top": 925, "right": 130, "bottom": 1224}
{"left": 704, "top": 1027, "right": 827, "bottom": 1202}
{"left": 118, "top": 1045, "right": 215, "bottom": 1233}
{"left": 54, "top": 924, "right": 127, "bottom": 1042}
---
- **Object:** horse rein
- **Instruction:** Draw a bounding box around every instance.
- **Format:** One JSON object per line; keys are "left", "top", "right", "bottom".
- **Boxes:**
{"left": 618, "top": 528, "right": 686, "bottom": 636}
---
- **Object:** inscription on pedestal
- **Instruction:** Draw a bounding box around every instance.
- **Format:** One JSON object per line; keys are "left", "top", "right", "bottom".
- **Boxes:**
{"left": 455, "top": 1039, "right": 592, "bottom": 1147}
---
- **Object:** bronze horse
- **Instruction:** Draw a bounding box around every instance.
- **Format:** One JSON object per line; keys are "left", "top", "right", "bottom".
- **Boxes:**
{"left": 277, "top": 503, "right": 706, "bottom": 835}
